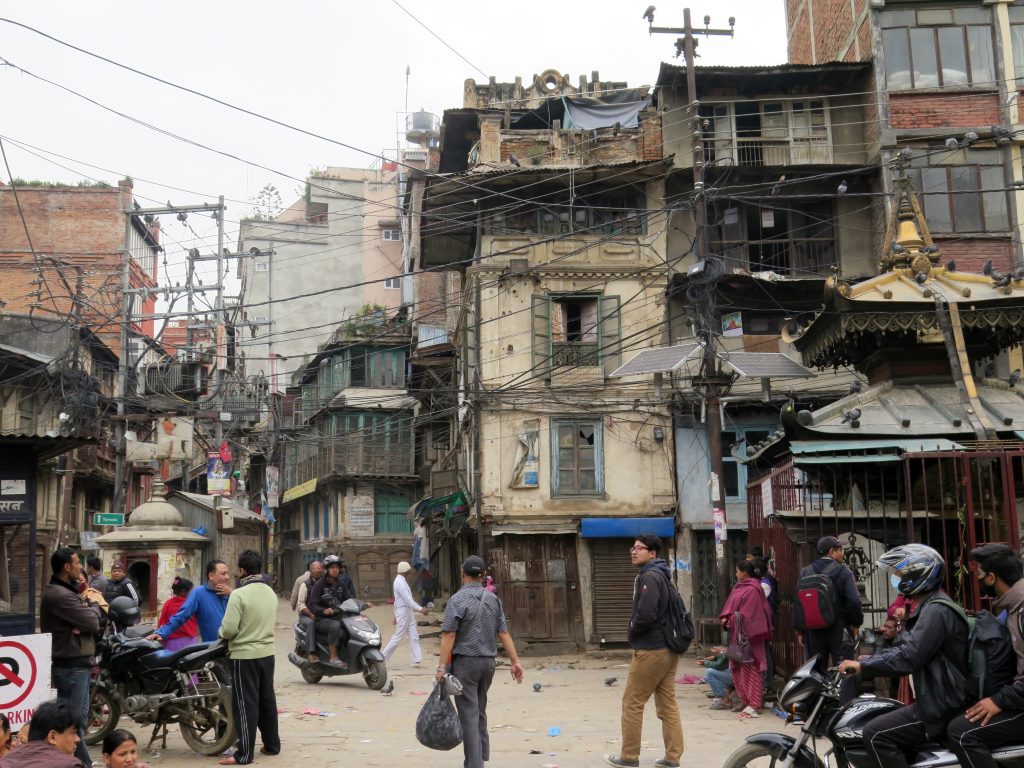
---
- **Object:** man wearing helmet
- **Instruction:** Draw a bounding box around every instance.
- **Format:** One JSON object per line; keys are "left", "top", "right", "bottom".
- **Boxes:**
{"left": 839, "top": 543, "right": 970, "bottom": 768}
{"left": 946, "top": 543, "right": 1024, "bottom": 768}
{"left": 305, "top": 555, "right": 363, "bottom": 668}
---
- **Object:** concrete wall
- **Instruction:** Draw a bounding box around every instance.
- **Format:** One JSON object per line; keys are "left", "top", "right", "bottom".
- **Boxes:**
{"left": 239, "top": 168, "right": 405, "bottom": 383}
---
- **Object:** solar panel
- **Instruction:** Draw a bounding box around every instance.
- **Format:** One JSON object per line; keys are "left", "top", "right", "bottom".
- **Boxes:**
{"left": 608, "top": 344, "right": 700, "bottom": 378}
{"left": 723, "top": 352, "right": 815, "bottom": 378}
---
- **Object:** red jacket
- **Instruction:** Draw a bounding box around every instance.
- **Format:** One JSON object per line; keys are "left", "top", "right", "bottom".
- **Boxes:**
{"left": 158, "top": 595, "right": 199, "bottom": 640}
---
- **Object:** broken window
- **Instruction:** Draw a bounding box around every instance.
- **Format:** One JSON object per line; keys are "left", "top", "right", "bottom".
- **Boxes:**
{"left": 711, "top": 201, "right": 836, "bottom": 275}
{"left": 552, "top": 420, "right": 603, "bottom": 496}
{"left": 531, "top": 294, "right": 621, "bottom": 376}
{"left": 701, "top": 101, "right": 831, "bottom": 166}
{"left": 487, "top": 191, "right": 644, "bottom": 236}
{"left": 306, "top": 202, "right": 328, "bottom": 224}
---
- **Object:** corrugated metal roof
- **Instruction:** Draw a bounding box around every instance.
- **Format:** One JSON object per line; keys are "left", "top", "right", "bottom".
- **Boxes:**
{"left": 0, "top": 342, "right": 54, "bottom": 365}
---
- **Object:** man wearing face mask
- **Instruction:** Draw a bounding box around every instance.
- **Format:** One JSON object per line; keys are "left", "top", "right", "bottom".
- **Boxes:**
{"left": 945, "top": 544, "right": 1024, "bottom": 768}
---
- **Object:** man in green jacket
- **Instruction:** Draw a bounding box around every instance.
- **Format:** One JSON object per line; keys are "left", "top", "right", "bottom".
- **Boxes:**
{"left": 218, "top": 549, "right": 279, "bottom": 766}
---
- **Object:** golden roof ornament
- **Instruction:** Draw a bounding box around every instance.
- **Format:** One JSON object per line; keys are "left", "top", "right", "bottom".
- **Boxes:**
{"left": 879, "top": 169, "right": 941, "bottom": 275}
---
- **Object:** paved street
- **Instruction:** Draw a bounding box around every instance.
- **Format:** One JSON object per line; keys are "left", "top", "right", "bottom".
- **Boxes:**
{"left": 114, "top": 599, "right": 781, "bottom": 768}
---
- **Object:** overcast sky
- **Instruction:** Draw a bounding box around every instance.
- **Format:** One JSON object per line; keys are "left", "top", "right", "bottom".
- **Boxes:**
{"left": 0, "top": 1, "right": 787, "bottom": 284}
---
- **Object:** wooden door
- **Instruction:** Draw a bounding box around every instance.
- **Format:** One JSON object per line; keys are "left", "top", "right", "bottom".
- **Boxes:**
{"left": 490, "top": 535, "right": 582, "bottom": 643}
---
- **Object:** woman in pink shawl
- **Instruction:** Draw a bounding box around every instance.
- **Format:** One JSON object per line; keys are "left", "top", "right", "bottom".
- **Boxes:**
{"left": 719, "top": 559, "right": 774, "bottom": 716}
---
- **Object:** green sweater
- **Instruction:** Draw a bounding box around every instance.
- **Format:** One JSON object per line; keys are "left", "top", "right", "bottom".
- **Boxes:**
{"left": 219, "top": 580, "right": 277, "bottom": 659}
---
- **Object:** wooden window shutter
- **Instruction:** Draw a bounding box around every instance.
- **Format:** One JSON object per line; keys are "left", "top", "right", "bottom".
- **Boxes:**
{"left": 531, "top": 294, "right": 552, "bottom": 378}
{"left": 599, "top": 295, "right": 622, "bottom": 376}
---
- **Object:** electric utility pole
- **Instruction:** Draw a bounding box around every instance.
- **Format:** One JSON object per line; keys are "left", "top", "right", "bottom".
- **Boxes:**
{"left": 647, "top": 7, "right": 736, "bottom": 600}
{"left": 113, "top": 200, "right": 225, "bottom": 518}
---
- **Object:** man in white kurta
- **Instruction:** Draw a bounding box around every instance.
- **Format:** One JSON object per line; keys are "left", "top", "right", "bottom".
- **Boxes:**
{"left": 382, "top": 561, "right": 429, "bottom": 666}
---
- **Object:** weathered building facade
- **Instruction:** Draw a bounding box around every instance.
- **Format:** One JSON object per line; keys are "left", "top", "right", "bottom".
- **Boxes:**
{"left": 419, "top": 70, "right": 677, "bottom": 650}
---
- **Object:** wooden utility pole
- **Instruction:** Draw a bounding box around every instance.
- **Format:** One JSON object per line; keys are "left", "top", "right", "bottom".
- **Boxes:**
{"left": 648, "top": 8, "right": 736, "bottom": 598}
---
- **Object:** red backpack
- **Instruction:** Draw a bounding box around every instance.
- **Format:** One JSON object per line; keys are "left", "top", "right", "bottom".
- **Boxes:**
{"left": 792, "top": 561, "right": 842, "bottom": 631}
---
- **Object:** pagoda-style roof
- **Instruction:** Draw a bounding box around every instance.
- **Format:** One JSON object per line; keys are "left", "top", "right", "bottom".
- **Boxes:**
{"left": 787, "top": 175, "right": 1024, "bottom": 369}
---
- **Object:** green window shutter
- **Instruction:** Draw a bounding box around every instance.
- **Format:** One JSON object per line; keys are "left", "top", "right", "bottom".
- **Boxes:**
{"left": 531, "top": 294, "right": 552, "bottom": 378}
{"left": 599, "top": 295, "right": 622, "bottom": 376}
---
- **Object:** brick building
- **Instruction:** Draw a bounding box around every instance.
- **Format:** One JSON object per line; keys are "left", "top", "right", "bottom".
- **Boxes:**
{"left": 786, "top": 0, "right": 1024, "bottom": 275}
{"left": 0, "top": 179, "right": 161, "bottom": 352}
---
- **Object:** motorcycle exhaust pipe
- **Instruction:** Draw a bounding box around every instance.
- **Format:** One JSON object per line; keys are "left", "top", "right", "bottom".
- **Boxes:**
{"left": 287, "top": 652, "right": 307, "bottom": 668}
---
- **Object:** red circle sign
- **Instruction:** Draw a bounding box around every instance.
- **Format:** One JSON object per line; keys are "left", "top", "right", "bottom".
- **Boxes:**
{"left": 0, "top": 640, "right": 38, "bottom": 710}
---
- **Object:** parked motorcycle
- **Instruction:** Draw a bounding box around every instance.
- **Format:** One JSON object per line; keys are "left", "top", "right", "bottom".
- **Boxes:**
{"left": 86, "top": 598, "right": 235, "bottom": 755}
{"left": 287, "top": 598, "right": 387, "bottom": 689}
{"left": 722, "top": 656, "right": 1024, "bottom": 768}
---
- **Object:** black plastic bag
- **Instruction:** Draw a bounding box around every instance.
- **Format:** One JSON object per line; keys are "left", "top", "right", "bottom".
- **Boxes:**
{"left": 415, "top": 682, "right": 463, "bottom": 750}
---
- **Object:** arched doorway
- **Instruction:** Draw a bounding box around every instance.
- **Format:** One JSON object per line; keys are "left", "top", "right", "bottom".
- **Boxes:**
{"left": 125, "top": 556, "right": 154, "bottom": 612}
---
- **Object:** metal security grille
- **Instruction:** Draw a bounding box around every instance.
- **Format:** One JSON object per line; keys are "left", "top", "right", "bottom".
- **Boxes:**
{"left": 692, "top": 530, "right": 750, "bottom": 620}
{"left": 591, "top": 539, "right": 637, "bottom": 643}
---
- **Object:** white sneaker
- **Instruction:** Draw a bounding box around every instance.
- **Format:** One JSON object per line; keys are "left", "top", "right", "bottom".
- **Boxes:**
{"left": 410, "top": 661, "right": 421, "bottom": 668}
{"left": 740, "top": 705, "right": 760, "bottom": 718}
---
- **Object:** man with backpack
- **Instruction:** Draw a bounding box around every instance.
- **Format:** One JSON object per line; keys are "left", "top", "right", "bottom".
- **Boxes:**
{"left": 838, "top": 544, "right": 970, "bottom": 768}
{"left": 604, "top": 535, "right": 684, "bottom": 768}
{"left": 793, "top": 535, "right": 863, "bottom": 702}
{"left": 946, "top": 543, "right": 1024, "bottom": 768}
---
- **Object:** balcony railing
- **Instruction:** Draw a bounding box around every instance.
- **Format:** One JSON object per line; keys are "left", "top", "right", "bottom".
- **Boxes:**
{"left": 722, "top": 238, "right": 836, "bottom": 276}
{"left": 551, "top": 342, "right": 600, "bottom": 367}
{"left": 284, "top": 434, "right": 417, "bottom": 490}
{"left": 706, "top": 137, "right": 832, "bottom": 167}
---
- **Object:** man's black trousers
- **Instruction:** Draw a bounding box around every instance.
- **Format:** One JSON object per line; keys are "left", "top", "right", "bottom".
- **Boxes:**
{"left": 861, "top": 703, "right": 947, "bottom": 768}
{"left": 947, "top": 710, "right": 1024, "bottom": 768}
{"left": 230, "top": 656, "right": 280, "bottom": 764}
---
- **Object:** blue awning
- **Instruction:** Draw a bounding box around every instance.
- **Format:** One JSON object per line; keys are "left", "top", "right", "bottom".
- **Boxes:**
{"left": 580, "top": 517, "right": 675, "bottom": 539}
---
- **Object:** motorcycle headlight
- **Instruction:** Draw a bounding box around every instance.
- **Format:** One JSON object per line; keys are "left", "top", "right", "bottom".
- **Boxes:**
{"left": 351, "top": 626, "right": 381, "bottom": 645}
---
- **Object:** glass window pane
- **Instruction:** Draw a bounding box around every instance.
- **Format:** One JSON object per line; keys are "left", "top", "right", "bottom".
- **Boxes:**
{"left": 910, "top": 28, "right": 940, "bottom": 88}
{"left": 951, "top": 166, "right": 982, "bottom": 231}
{"left": 938, "top": 27, "right": 968, "bottom": 86}
{"left": 921, "top": 168, "right": 953, "bottom": 232}
{"left": 723, "top": 462, "right": 740, "bottom": 497}
{"left": 880, "top": 10, "right": 915, "bottom": 26}
{"left": 578, "top": 448, "right": 595, "bottom": 468}
{"left": 1012, "top": 24, "right": 1024, "bottom": 81}
{"left": 1011, "top": 7, "right": 1024, "bottom": 23}
{"left": 955, "top": 8, "right": 989, "bottom": 25}
{"left": 967, "top": 26, "right": 994, "bottom": 86}
{"left": 883, "top": 28, "right": 912, "bottom": 90}
{"left": 559, "top": 470, "right": 575, "bottom": 489}
{"left": 558, "top": 447, "right": 575, "bottom": 465}
{"left": 980, "top": 166, "right": 1009, "bottom": 231}
{"left": 558, "top": 425, "right": 575, "bottom": 447}
{"left": 579, "top": 471, "right": 596, "bottom": 491}
{"left": 918, "top": 9, "right": 953, "bottom": 25}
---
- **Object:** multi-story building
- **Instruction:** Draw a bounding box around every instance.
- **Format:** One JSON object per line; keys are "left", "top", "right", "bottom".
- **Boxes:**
{"left": 274, "top": 315, "right": 419, "bottom": 597}
{"left": 787, "top": 0, "right": 1024, "bottom": 275}
{"left": 237, "top": 167, "right": 407, "bottom": 386}
{"left": 655, "top": 60, "right": 877, "bottom": 619}
{"left": 418, "top": 69, "right": 676, "bottom": 649}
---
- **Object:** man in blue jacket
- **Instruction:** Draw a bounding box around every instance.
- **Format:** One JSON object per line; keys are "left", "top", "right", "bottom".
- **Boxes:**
{"left": 149, "top": 559, "right": 232, "bottom": 643}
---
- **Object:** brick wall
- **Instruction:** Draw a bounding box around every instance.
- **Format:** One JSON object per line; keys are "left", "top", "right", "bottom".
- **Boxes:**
{"left": 787, "top": 0, "right": 870, "bottom": 64}
{"left": 0, "top": 181, "right": 145, "bottom": 355}
{"left": 888, "top": 92, "right": 1001, "bottom": 130}
{"left": 935, "top": 237, "right": 1014, "bottom": 273}
{"left": 415, "top": 270, "right": 448, "bottom": 326}
{"left": 640, "top": 111, "right": 663, "bottom": 161}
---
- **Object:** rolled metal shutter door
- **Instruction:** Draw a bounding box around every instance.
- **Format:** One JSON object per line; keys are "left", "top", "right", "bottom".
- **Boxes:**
{"left": 591, "top": 539, "right": 637, "bottom": 643}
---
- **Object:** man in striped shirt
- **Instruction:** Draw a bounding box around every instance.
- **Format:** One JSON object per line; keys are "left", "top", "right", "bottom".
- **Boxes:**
{"left": 436, "top": 556, "right": 524, "bottom": 768}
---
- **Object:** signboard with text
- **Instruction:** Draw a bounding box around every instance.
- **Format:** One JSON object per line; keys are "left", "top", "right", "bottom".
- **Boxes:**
{"left": 0, "top": 633, "right": 51, "bottom": 728}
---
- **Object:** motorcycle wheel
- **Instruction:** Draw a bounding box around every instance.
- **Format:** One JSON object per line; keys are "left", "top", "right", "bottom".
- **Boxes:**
{"left": 301, "top": 666, "right": 324, "bottom": 684}
{"left": 179, "top": 691, "right": 235, "bottom": 756}
{"left": 362, "top": 659, "right": 387, "bottom": 690}
{"left": 85, "top": 686, "right": 120, "bottom": 746}
{"left": 721, "top": 743, "right": 782, "bottom": 768}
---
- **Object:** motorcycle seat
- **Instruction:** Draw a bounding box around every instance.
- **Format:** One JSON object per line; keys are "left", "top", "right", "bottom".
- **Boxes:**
{"left": 139, "top": 641, "right": 217, "bottom": 669}
{"left": 177, "top": 639, "right": 228, "bottom": 672}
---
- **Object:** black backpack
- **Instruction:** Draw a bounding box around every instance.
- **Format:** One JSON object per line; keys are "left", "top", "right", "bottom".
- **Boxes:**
{"left": 655, "top": 571, "right": 694, "bottom": 654}
{"left": 792, "top": 561, "right": 842, "bottom": 631}
{"left": 931, "top": 598, "right": 1017, "bottom": 701}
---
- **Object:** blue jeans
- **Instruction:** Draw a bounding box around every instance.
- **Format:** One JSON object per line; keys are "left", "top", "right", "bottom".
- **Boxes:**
{"left": 52, "top": 665, "right": 92, "bottom": 767}
{"left": 703, "top": 666, "right": 733, "bottom": 698}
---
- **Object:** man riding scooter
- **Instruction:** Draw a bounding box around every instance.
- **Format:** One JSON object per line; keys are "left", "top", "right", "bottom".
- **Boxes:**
{"left": 306, "top": 555, "right": 368, "bottom": 669}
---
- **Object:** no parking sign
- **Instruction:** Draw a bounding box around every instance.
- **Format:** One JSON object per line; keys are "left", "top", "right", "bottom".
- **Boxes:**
{"left": 0, "top": 634, "right": 51, "bottom": 727}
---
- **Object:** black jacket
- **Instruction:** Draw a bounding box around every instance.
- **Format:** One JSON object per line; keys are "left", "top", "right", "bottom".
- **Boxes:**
{"left": 807, "top": 557, "right": 864, "bottom": 628}
{"left": 628, "top": 559, "right": 671, "bottom": 649}
{"left": 307, "top": 574, "right": 356, "bottom": 617}
{"left": 860, "top": 590, "right": 969, "bottom": 721}
{"left": 40, "top": 578, "right": 103, "bottom": 667}
{"left": 103, "top": 576, "right": 140, "bottom": 606}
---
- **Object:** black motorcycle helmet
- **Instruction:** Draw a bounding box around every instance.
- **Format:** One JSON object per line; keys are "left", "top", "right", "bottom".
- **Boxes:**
{"left": 108, "top": 596, "right": 140, "bottom": 627}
